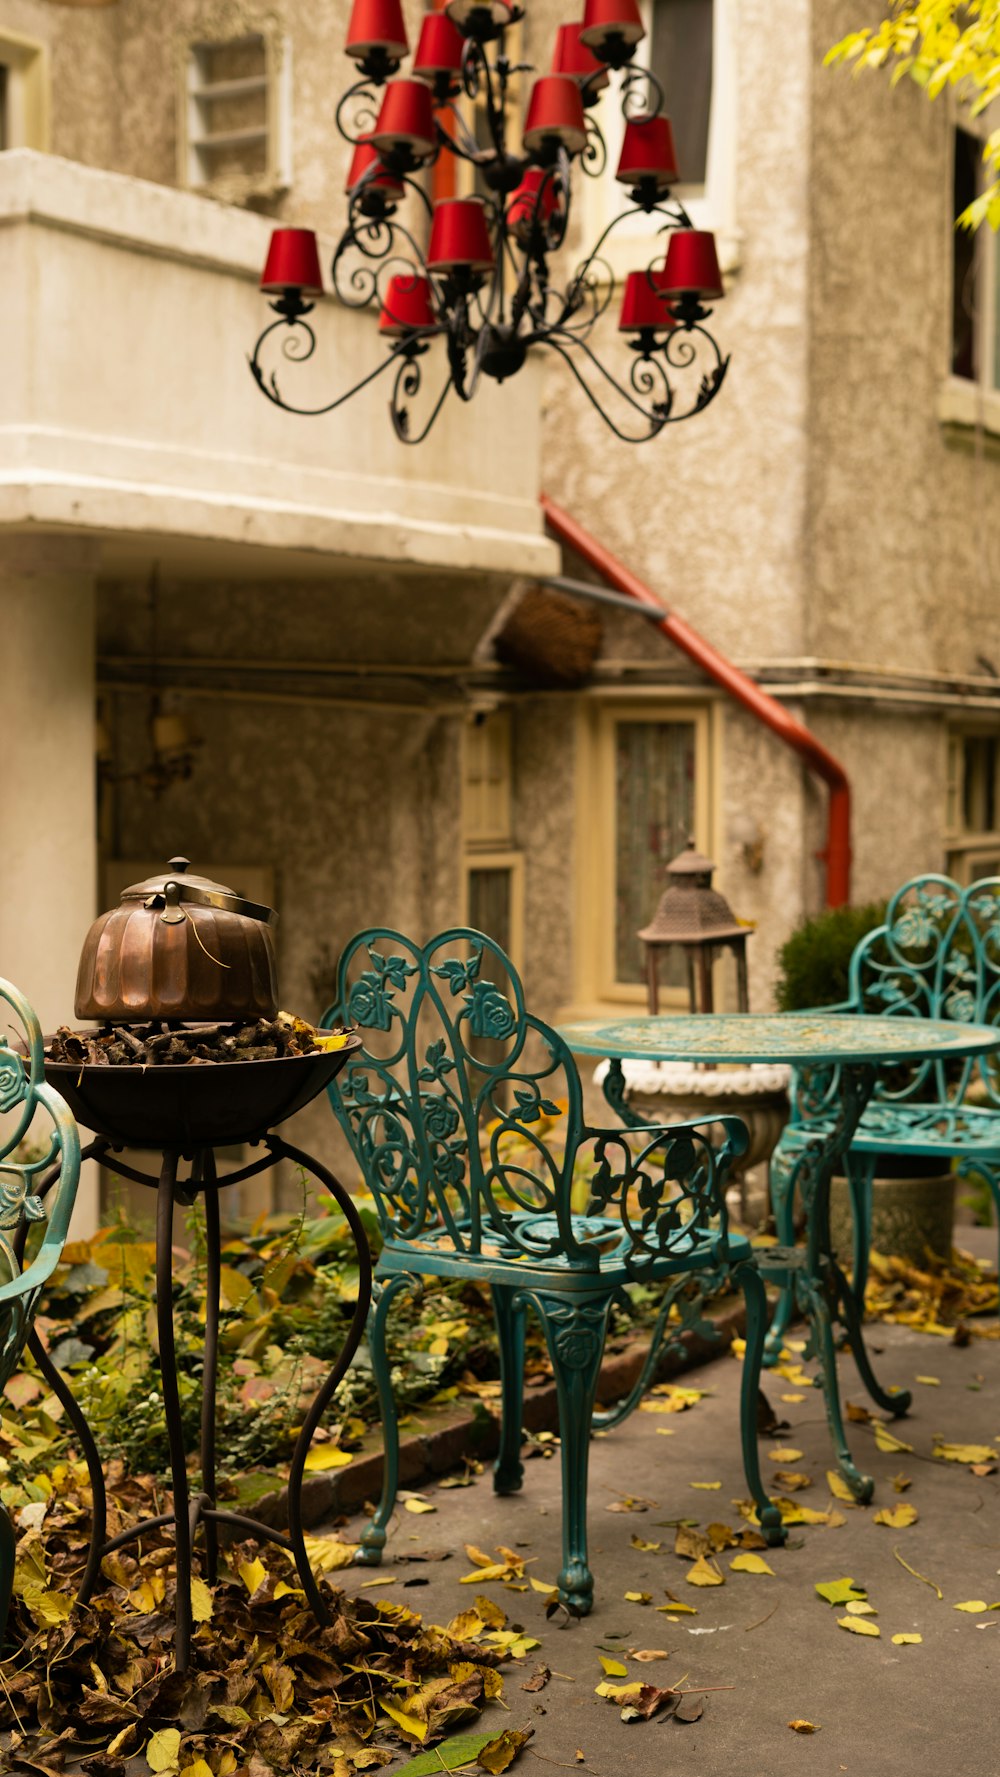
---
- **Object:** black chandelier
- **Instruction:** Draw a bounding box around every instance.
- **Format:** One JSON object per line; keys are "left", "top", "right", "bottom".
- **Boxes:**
{"left": 249, "top": 0, "right": 729, "bottom": 445}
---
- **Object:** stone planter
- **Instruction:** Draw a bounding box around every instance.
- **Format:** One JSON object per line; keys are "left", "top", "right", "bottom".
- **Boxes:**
{"left": 829, "top": 1171, "right": 955, "bottom": 1270}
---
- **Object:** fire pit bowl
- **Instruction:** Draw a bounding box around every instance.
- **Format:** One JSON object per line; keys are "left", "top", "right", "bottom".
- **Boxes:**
{"left": 44, "top": 1036, "right": 363, "bottom": 1149}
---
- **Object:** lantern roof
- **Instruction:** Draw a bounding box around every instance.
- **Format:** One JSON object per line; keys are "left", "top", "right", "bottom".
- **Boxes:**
{"left": 638, "top": 842, "right": 749, "bottom": 946}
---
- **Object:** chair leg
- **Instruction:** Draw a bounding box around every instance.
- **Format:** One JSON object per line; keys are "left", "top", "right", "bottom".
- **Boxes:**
{"left": 523, "top": 1288, "right": 612, "bottom": 1616}
{"left": 763, "top": 1135, "right": 803, "bottom": 1364}
{"left": 845, "top": 1150, "right": 875, "bottom": 1311}
{"left": 356, "top": 1271, "right": 423, "bottom": 1568}
{"left": 0, "top": 1498, "right": 13, "bottom": 1651}
{"left": 733, "top": 1262, "right": 786, "bottom": 1548}
{"left": 491, "top": 1284, "right": 526, "bottom": 1496}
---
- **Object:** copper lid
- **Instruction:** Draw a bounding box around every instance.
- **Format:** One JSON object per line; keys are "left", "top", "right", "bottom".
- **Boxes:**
{"left": 122, "top": 856, "right": 277, "bottom": 927}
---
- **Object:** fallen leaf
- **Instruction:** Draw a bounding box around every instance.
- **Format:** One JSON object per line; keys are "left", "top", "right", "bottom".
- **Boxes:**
{"left": 599, "top": 1657, "right": 629, "bottom": 1677}
{"left": 892, "top": 1633, "right": 923, "bottom": 1645}
{"left": 520, "top": 1666, "right": 551, "bottom": 1694}
{"left": 934, "top": 1441, "right": 997, "bottom": 1465}
{"left": 788, "top": 1720, "right": 819, "bottom": 1734}
{"left": 630, "top": 1535, "right": 661, "bottom": 1552}
{"left": 874, "top": 1504, "right": 919, "bottom": 1529}
{"left": 954, "top": 1600, "right": 995, "bottom": 1613}
{"left": 815, "top": 1578, "right": 867, "bottom": 1607}
{"left": 730, "top": 1554, "right": 774, "bottom": 1576}
{"left": 381, "top": 1698, "right": 428, "bottom": 1741}
{"left": 146, "top": 1730, "right": 181, "bottom": 1774}
{"left": 781, "top": 1393, "right": 806, "bottom": 1403}
{"left": 826, "top": 1470, "right": 859, "bottom": 1503}
{"left": 846, "top": 1402, "right": 873, "bottom": 1424}
{"left": 393, "top": 1732, "right": 509, "bottom": 1776}
{"left": 624, "top": 1591, "right": 651, "bottom": 1604}
{"left": 303, "top": 1446, "right": 353, "bottom": 1471}
{"left": 915, "top": 1375, "right": 940, "bottom": 1386}
{"left": 690, "top": 1482, "right": 722, "bottom": 1491}
{"left": 405, "top": 1500, "right": 437, "bottom": 1515}
{"left": 685, "top": 1556, "right": 724, "bottom": 1588}
{"left": 528, "top": 1578, "right": 557, "bottom": 1596}
{"left": 189, "top": 1576, "right": 213, "bottom": 1623}
{"left": 774, "top": 1471, "right": 812, "bottom": 1492}
{"left": 873, "top": 1423, "right": 913, "bottom": 1455}
{"left": 971, "top": 1462, "right": 998, "bottom": 1476}
{"left": 844, "top": 1601, "right": 877, "bottom": 1617}
{"left": 837, "top": 1616, "right": 881, "bottom": 1637}
{"left": 476, "top": 1728, "right": 534, "bottom": 1774}
{"left": 769, "top": 1448, "right": 804, "bottom": 1463}
{"left": 892, "top": 1473, "right": 913, "bottom": 1493}
{"left": 631, "top": 1649, "right": 669, "bottom": 1661}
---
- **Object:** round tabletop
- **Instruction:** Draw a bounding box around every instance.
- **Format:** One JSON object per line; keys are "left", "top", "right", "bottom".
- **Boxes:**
{"left": 557, "top": 1012, "right": 1000, "bottom": 1067}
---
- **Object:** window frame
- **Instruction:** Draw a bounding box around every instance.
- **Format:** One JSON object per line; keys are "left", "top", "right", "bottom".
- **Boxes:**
{"left": 572, "top": 0, "right": 738, "bottom": 285}
{"left": 463, "top": 848, "right": 526, "bottom": 972}
{"left": 944, "top": 724, "right": 1000, "bottom": 883}
{"left": 573, "top": 694, "right": 720, "bottom": 1012}
{"left": 939, "top": 108, "right": 1000, "bottom": 435}
{"left": 178, "top": 25, "right": 291, "bottom": 200}
{"left": 0, "top": 29, "right": 50, "bottom": 152}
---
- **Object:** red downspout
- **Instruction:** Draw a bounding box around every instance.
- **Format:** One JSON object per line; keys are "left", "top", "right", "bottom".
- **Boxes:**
{"left": 540, "top": 493, "right": 852, "bottom": 908}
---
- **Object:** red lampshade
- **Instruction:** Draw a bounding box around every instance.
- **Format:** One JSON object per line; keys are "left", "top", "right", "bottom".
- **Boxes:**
{"left": 445, "top": 0, "right": 513, "bottom": 31}
{"left": 551, "top": 22, "right": 610, "bottom": 94}
{"left": 661, "top": 228, "right": 724, "bottom": 300}
{"left": 370, "top": 78, "right": 438, "bottom": 160}
{"left": 523, "top": 76, "right": 588, "bottom": 156}
{"left": 579, "top": 0, "right": 645, "bottom": 54}
{"left": 380, "top": 273, "right": 437, "bottom": 335}
{"left": 426, "top": 197, "right": 495, "bottom": 271}
{"left": 507, "top": 168, "right": 561, "bottom": 242}
{"left": 616, "top": 115, "right": 679, "bottom": 188}
{"left": 345, "top": 136, "right": 405, "bottom": 200}
{"left": 345, "top": 0, "right": 408, "bottom": 61}
{"left": 618, "top": 268, "right": 677, "bottom": 333}
{"left": 260, "top": 227, "right": 324, "bottom": 296}
{"left": 413, "top": 11, "right": 465, "bottom": 82}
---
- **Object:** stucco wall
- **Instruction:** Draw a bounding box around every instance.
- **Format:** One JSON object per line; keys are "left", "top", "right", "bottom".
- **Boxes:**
{"left": 809, "top": 3, "right": 1000, "bottom": 679}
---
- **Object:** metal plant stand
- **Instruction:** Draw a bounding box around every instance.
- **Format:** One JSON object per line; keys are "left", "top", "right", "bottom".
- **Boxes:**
{"left": 26, "top": 1132, "right": 371, "bottom": 1673}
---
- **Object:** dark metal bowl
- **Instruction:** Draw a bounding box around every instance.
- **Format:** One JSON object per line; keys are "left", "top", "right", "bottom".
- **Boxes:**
{"left": 44, "top": 1036, "right": 363, "bottom": 1150}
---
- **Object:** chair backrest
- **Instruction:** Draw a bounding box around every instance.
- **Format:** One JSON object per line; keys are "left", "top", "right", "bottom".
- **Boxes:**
{"left": 846, "top": 874, "right": 1000, "bottom": 1105}
{"left": 324, "top": 927, "right": 603, "bottom": 1267}
{"left": 0, "top": 979, "right": 81, "bottom": 1387}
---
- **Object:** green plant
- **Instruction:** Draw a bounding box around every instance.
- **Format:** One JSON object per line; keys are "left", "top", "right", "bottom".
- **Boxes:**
{"left": 774, "top": 902, "right": 888, "bottom": 1012}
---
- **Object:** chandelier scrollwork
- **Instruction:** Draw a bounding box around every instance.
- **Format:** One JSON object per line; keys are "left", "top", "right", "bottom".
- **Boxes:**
{"left": 249, "top": 0, "right": 729, "bottom": 445}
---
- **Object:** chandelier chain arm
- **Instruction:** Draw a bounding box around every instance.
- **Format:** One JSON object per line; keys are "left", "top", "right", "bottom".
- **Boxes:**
{"left": 543, "top": 321, "right": 673, "bottom": 421}
{"left": 535, "top": 332, "right": 670, "bottom": 445}
{"left": 249, "top": 318, "right": 424, "bottom": 418}
{"left": 389, "top": 352, "right": 453, "bottom": 445}
{"left": 335, "top": 76, "right": 384, "bottom": 149}
{"left": 435, "top": 103, "right": 486, "bottom": 165}
{"left": 621, "top": 64, "right": 667, "bottom": 121}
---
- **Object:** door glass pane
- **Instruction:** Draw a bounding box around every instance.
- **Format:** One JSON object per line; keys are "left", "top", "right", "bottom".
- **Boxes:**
{"left": 651, "top": 0, "right": 713, "bottom": 186}
{"left": 615, "top": 720, "right": 696, "bottom": 985}
{"left": 468, "top": 866, "right": 513, "bottom": 956}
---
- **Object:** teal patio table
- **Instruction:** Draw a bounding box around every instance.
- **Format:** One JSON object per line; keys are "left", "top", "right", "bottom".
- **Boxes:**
{"left": 557, "top": 1012, "right": 1000, "bottom": 1501}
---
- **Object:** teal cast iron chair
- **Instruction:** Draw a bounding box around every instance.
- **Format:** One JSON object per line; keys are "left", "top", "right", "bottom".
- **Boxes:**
{"left": 768, "top": 874, "right": 1000, "bottom": 1357}
{"left": 0, "top": 978, "right": 81, "bottom": 1645}
{"left": 323, "top": 928, "right": 785, "bottom": 1615}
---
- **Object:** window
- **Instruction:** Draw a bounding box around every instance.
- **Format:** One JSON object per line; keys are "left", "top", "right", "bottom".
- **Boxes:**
{"left": 462, "top": 712, "right": 524, "bottom": 967}
{"left": 945, "top": 727, "right": 1000, "bottom": 882}
{"left": 575, "top": 699, "right": 717, "bottom": 1007}
{"left": 951, "top": 125, "right": 1000, "bottom": 391}
{"left": 0, "top": 30, "right": 49, "bottom": 151}
{"left": 574, "top": 0, "right": 736, "bottom": 279}
{"left": 180, "top": 29, "right": 291, "bottom": 199}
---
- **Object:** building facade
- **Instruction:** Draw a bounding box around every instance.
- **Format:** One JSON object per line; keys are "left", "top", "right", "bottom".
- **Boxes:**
{"left": 2, "top": 0, "right": 999, "bottom": 1214}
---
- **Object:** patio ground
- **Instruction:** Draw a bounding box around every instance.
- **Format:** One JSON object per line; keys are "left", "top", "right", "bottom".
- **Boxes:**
{"left": 325, "top": 1289, "right": 1000, "bottom": 1777}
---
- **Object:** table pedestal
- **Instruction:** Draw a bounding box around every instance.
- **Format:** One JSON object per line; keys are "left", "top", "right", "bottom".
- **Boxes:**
{"left": 29, "top": 1133, "right": 371, "bottom": 1672}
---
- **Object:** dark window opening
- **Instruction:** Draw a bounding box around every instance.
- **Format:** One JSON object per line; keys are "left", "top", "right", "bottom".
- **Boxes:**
{"left": 952, "top": 126, "right": 979, "bottom": 380}
{"left": 650, "top": 0, "right": 713, "bottom": 186}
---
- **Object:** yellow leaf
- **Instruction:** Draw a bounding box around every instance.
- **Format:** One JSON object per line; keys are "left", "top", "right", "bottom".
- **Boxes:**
{"left": 146, "top": 1729, "right": 181, "bottom": 1773}
{"left": 788, "top": 1721, "right": 819, "bottom": 1734}
{"left": 404, "top": 1499, "right": 437, "bottom": 1514}
{"left": 599, "top": 1656, "right": 629, "bottom": 1677}
{"left": 685, "top": 1556, "right": 724, "bottom": 1588}
{"left": 380, "top": 1698, "right": 427, "bottom": 1740}
{"left": 476, "top": 1727, "right": 534, "bottom": 1773}
{"left": 460, "top": 1565, "right": 509, "bottom": 1584}
{"left": 180, "top": 1762, "right": 214, "bottom": 1777}
{"left": 954, "top": 1600, "right": 993, "bottom": 1612}
{"left": 892, "top": 1633, "right": 923, "bottom": 1645}
{"left": 826, "top": 1470, "right": 859, "bottom": 1503}
{"left": 690, "top": 1481, "right": 722, "bottom": 1491}
{"left": 654, "top": 1428, "right": 675, "bottom": 1436}
{"left": 729, "top": 1553, "right": 774, "bottom": 1576}
{"left": 816, "top": 1578, "right": 867, "bottom": 1607}
{"left": 303, "top": 1446, "right": 354, "bottom": 1471}
{"left": 20, "top": 1583, "right": 73, "bottom": 1627}
{"left": 464, "top": 1543, "right": 496, "bottom": 1567}
{"left": 446, "top": 1609, "right": 485, "bottom": 1639}
{"left": 873, "top": 1424, "right": 913, "bottom": 1455}
{"left": 303, "top": 1534, "right": 359, "bottom": 1572}
{"left": 874, "top": 1504, "right": 918, "bottom": 1529}
{"left": 595, "top": 1682, "right": 643, "bottom": 1700}
{"left": 769, "top": 1448, "right": 804, "bottom": 1462}
{"left": 781, "top": 1393, "right": 806, "bottom": 1403}
{"left": 844, "top": 1601, "right": 877, "bottom": 1617}
{"left": 624, "top": 1591, "right": 651, "bottom": 1603}
{"left": 630, "top": 1535, "right": 661, "bottom": 1551}
{"left": 837, "top": 1616, "right": 881, "bottom": 1637}
{"left": 529, "top": 1577, "right": 558, "bottom": 1595}
{"left": 238, "top": 1557, "right": 268, "bottom": 1596}
{"left": 934, "top": 1441, "right": 997, "bottom": 1465}
{"left": 657, "top": 1602, "right": 697, "bottom": 1615}
{"left": 774, "top": 1470, "right": 812, "bottom": 1492}
{"left": 892, "top": 1473, "right": 913, "bottom": 1493}
{"left": 915, "top": 1375, "right": 940, "bottom": 1386}
{"left": 190, "top": 1576, "right": 213, "bottom": 1623}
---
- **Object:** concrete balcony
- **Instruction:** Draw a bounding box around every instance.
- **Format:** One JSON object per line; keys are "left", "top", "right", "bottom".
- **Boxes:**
{"left": 0, "top": 150, "right": 558, "bottom": 579}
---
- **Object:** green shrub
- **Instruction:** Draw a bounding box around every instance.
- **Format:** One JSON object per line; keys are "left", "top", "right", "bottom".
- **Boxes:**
{"left": 774, "top": 901, "right": 888, "bottom": 1011}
